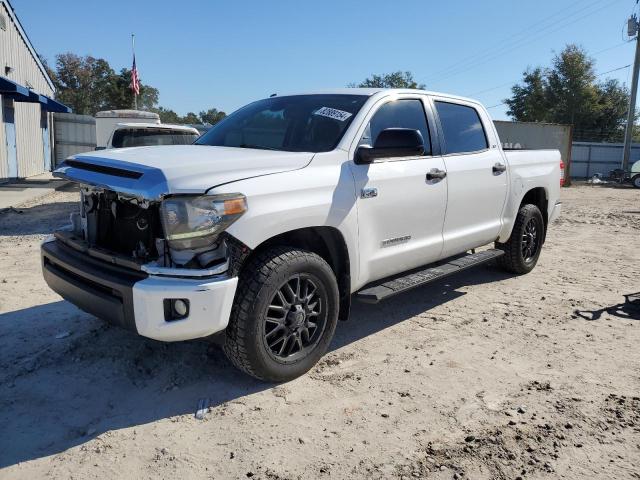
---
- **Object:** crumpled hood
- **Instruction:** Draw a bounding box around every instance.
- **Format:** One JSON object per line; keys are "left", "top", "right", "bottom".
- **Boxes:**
{"left": 54, "top": 145, "right": 314, "bottom": 200}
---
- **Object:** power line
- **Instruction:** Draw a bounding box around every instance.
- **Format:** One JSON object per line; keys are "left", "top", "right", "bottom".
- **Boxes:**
{"left": 420, "top": 0, "right": 601, "bottom": 84}
{"left": 596, "top": 64, "right": 631, "bottom": 76}
{"left": 431, "top": 1, "right": 618, "bottom": 85}
{"left": 422, "top": 0, "right": 622, "bottom": 87}
{"left": 478, "top": 64, "right": 629, "bottom": 110}
{"left": 593, "top": 41, "right": 632, "bottom": 56}
{"left": 466, "top": 81, "right": 518, "bottom": 97}
{"left": 467, "top": 59, "right": 631, "bottom": 103}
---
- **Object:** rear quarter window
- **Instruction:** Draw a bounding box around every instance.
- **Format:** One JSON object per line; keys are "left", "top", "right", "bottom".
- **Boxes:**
{"left": 434, "top": 101, "right": 488, "bottom": 154}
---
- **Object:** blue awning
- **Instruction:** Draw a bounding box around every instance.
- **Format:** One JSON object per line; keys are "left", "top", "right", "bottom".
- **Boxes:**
{"left": 0, "top": 76, "right": 30, "bottom": 100}
{"left": 26, "top": 90, "right": 47, "bottom": 104}
{"left": 0, "top": 76, "right": 71, "bottom": 113}
{"left": 40, "top": 95, "right": 71, "bottom": 113}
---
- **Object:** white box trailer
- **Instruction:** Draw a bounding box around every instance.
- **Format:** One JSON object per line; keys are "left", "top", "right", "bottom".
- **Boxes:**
{"left": 95, "top": 110, "right": 160, "bottom": 148}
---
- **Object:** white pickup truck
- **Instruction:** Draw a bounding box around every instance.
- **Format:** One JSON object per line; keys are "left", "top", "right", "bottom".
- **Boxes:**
{"left": 43, "top": 89, "right": 562, "bottom": 381}
{"left": 101, "top": 123, "right": 200, "bottom": 150}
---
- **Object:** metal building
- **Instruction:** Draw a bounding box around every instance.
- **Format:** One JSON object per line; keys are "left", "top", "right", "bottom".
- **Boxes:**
{"left": 0, "top": 0, "right": 70, "bottom": 181}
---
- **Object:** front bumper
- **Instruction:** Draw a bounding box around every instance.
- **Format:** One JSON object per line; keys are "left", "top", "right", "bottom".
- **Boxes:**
{"left": 41, "top": 239, "right": 238, "bottom": 342}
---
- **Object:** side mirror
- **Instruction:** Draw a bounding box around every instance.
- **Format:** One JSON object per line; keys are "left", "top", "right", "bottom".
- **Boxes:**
{"left": 355, "top": 128, "right": 425, "bottom": 164}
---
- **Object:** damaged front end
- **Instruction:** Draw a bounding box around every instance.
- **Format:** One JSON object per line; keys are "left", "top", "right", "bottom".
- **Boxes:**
{"left": 52, "top": 154, "right": 254, "bottom": 277}
{"left": 59, "top": 186, "right": 249, "bottom": 278}
{"left": 43, "top": 156, "right": 250, "bottom": 341}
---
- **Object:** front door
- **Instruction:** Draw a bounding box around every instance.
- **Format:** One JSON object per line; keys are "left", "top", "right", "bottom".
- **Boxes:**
{"left": 432, "top": 99, "right": 508, "bottom": 257}
{"left": 349, "top": 96, "right": 448, "bottom": 286}
{"left": 3, "top": 98, "right": 17, "bottom": 178}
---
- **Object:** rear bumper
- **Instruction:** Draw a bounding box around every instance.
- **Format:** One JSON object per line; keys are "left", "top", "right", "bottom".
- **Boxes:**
{"left": 41, "top": 239, "right": 238, "bottom": 342}
{"left": 549, "top": 201, "right": 562, "bottom": 223}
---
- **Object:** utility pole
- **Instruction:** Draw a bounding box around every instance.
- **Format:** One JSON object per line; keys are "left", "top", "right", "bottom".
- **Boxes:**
{"left": 622, "top": 12, "right": 640, "bottom": 171}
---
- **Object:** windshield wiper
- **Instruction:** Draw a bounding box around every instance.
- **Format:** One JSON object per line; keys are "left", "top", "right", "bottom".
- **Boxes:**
{"left": 237, "top": 143, "right": 279, "bottom": 151}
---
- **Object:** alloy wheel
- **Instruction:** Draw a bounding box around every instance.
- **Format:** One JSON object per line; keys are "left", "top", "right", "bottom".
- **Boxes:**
{"left": 263, "top": 274, "right": 326, "bottom": 362}
{"left": 521, "top": 217, "right": 540, "bottom": 263}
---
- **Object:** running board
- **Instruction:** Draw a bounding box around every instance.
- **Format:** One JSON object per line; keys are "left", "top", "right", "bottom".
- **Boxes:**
{"left": 356, "top": 249, "right": 505, "bottom": 304}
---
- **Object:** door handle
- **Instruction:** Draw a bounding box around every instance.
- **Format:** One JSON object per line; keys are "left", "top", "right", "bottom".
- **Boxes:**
{"left": 492, "top": 162, "right": 507, "bottom": 174}
{"left": 426, "top": 168, "right": 447, "bottom": 181}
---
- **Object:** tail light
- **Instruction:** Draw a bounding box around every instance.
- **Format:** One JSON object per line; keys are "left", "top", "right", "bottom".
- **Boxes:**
{"left": 560, "top": 161, "right": 565, "bottom": 187}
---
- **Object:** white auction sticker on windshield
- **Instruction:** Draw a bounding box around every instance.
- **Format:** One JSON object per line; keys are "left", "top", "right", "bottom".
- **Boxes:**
{"left": 314, "top": 107, "right": 353, "bottom": 122}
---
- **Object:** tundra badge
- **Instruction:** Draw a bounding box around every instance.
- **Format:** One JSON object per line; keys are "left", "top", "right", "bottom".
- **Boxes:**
{"left": 381, "top": 235, "right": 411, "bottom": 247}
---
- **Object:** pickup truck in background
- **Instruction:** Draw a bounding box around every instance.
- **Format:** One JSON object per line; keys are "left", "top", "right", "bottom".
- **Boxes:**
{"left": 99, "top": 123, "right": 200, "bottom": 150}
{"left": 43, "top": 89, "right": 562, "bottom": 382}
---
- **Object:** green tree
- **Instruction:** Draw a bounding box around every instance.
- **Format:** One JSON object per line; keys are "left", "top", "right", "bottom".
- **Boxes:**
{"left": 150, "top": 106, "right": 227, "bottom": 125}
{"left": 545, "top": 45, "right": 600, "bottom": 126}
{"left": 504, "top": 68, "right": 549, "bottom": 122}
{"left": 46, "top": 53, "right": 160, "bottom": 114}
{"left": 505, "top": 45, "right": 630, "bottom": 142}
{"left": 590, "top": 78, "right": 630, "bottom": 140}
{"left": 181, "top": 112, "right": 201, "bottom": 124}
{"left": 47, "top": 52, "right": 227, "bottom": 123}
{"left": 199, "top": 107, "right": 226, "bottom": 125}
{"left": 350, "top": 71, "right": 425, "bottom": 89}
{"left": 49, "top": 53, "right": 115, "bottom": 114}
{"left": 105, "top": 68, "right": 159, "bottom": 111}
{"left": 152, "top": 106, "right": 182, "bottom": 124}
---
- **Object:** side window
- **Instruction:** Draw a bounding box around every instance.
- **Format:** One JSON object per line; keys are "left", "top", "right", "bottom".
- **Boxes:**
{"left": 434, "top": 101, "right": 488, "bottom": 154}
{"left": 360, "top": 99, "right": 432, "bottom": 155}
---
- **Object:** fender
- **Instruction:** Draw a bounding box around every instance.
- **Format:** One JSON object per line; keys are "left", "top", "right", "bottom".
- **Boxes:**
{"left": 209, "top": 150, "right": 361, "bottom": 291}
{"left": 497, "top": 149, "right": 561, "bottom": 242}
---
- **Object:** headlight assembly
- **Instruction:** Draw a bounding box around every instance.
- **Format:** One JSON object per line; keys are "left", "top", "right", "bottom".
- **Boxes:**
{"left": 160, "top": 194, "right": 247, "bottom": 251}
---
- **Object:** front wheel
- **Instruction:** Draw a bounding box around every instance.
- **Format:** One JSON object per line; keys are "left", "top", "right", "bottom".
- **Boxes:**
{"left": 496, "top": 204, "right": 545, "bottom": 274}
{"left": 224, "top": 247, "right": 339, "bottom": 382}
{"left": 632, "top": 175, "right": 640, "bottom": 189}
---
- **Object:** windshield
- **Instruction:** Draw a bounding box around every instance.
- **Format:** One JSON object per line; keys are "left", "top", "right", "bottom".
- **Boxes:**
{"left": 195, "top": 94, "right": 368, "bottom": 153}
{"left": 111, "top": 128, "right": 199, "bottom": 148}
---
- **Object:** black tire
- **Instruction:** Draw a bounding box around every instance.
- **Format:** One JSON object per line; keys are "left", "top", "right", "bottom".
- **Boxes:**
{"left": 223, "top": 247, "right": 339, "bottom": 382}
{"left": 632, "top": 175, "right": 640, "bottom": 189}
{"left": 496, "top": 204, "right": 545, "bottom": 274}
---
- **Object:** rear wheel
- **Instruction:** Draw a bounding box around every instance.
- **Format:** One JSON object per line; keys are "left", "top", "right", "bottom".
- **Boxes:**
{"left": 632, "top": 175, "right": 640, "bottom": 189}
{"left": 224, "top": 247, "right": 339, "bottom": 382}
{"left": 496, "top": 204, "right": 544, "bottom": 274}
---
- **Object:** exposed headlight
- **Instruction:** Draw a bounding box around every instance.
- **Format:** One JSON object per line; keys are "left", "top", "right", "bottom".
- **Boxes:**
{"left": 160, "top": 194, "right": 247, "bottom": 250}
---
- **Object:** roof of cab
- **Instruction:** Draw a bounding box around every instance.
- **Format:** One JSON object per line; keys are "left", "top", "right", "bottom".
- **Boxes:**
{"left": 273, "top": 88, "right": 479, "bottom": 105}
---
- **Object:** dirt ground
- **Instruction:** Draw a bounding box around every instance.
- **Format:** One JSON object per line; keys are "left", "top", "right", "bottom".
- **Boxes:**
{"left": 0, "top": 184, "right": 639, "bottom": 480}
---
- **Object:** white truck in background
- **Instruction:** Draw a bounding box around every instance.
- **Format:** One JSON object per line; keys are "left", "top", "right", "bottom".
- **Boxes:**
{"left": 95, "top": 110, "right": 199, "bottom": 150}
{"left": 102, "top": 123, "right": 200, "bottom": 149}
{"left": 44, "top": 89, "right": 562, "bottom": 382}
{"left": 95, "top": 109, "right": 161, "bottom": 148}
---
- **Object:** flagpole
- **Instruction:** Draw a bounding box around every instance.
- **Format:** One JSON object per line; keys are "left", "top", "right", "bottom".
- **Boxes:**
{"left": 131, "top": 34, "right": 137, "bottom": 110}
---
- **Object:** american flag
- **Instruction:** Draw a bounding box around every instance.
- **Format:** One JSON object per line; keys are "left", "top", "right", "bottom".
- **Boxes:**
{"left": 130, "top": 55, "right": 140, "bottom": 96}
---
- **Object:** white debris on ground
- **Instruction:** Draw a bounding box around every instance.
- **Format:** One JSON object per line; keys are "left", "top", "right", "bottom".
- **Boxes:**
{"left": 0, "top": 185, "right": 639, "bottom": 479}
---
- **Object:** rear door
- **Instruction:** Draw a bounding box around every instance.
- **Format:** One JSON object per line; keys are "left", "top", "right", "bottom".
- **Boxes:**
{"left": 349, "top": 95, "right": 448, "bottom": 285}
{"left": 431, "top": 99, "right": 508, "bottom": 257}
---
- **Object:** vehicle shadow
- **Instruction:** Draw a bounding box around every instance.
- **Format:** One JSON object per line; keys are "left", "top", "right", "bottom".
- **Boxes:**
{"left": 0, "top": 264, "right": 509, "bottom": 468}
{"left": 0, "top": 201, "right": 79, "bottom": 236}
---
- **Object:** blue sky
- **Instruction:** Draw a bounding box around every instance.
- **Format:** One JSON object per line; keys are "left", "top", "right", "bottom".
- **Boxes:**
{"left": 12, "top": 0, "right": 638, "bottom": 120}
